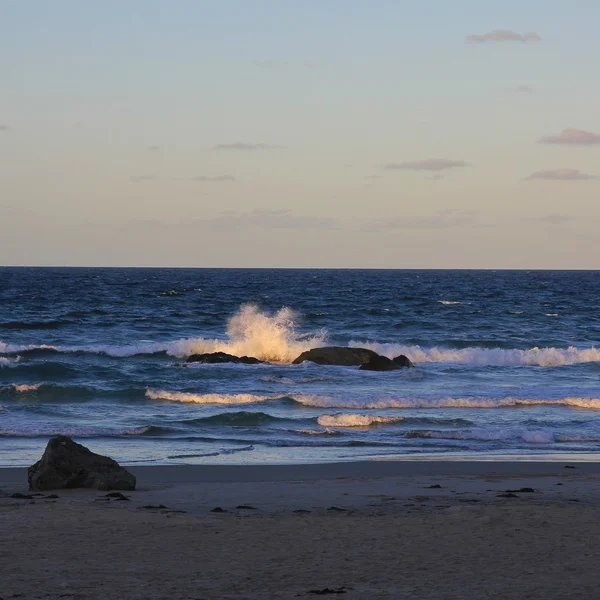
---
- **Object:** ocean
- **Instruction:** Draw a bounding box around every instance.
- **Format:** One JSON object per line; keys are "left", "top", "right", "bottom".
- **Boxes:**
{"left": 1, "top": 267, "right": 599, "bottom": 467}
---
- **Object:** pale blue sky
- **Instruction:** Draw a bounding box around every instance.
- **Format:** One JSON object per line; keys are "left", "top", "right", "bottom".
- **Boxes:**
{"left": 1, "top": 1, "right": 599, "bottom": 267}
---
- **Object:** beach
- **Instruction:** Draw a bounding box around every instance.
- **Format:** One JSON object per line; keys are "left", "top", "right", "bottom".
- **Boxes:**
{"left": 2, "top": 460, "right": 600, "bottom": 599}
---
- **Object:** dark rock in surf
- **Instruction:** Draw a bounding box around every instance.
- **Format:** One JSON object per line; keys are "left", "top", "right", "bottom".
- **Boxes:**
{"left": 392, "top": 354, "right": 413, "bottom": 368}
{"left": 28, "top": 436, "right": 136, "bottom": 492}
{"left": 359, "top": 355, "right": 399, "bottom": 371}
{"left": 186, "top": 352, "right": 263, "bottom": 365}
{"left": 359, "top": 353, "right": 413, "bottom": 371}
{"left": 292, "top": 347, "right": 379, "bottom": 367}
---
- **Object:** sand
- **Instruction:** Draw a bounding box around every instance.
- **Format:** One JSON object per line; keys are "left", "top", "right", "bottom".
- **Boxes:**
{"left": 2, "top": 460, "right": 600, "bottom": 599}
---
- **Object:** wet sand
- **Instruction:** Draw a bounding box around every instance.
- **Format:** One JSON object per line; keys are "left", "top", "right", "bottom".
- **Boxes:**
{"left": 2, "top": 461, "right": 600, "bottom": 599}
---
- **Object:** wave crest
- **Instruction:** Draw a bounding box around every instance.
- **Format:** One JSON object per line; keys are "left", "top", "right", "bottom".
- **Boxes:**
{"left": 169, "top": 304, "right": 325, "bottom": 362}
{"left": 146, "top": 389, "right": 281, "bottom": 405}
{"left": 317, "top": 414, "right": 404, "bottom": 427}
{"left": 352, "top": 343, "right": 600, "bottom": 367}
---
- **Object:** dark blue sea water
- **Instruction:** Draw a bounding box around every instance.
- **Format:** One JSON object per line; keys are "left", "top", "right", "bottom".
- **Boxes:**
{"left": 1, "top": 268, "right": 599, "bottom": 466}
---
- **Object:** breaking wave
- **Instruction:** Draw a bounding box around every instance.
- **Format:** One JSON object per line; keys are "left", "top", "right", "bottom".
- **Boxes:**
{"left": 317, "top": 414, "right": 405, "bottom": 427}
{"left": 404, "top": 428, "right": 600, "bottom": 444}
{"left": 0, "top": 304, "right": 325, "bottom": 363}
{"left": 11, "top": 383, "right": 42, "bottom": 393}
{"left": 146, "top": 389, "right": 283, "bottom": 405}
{"left": 352, "top": 343, "right": 600, "bottom": 367}
{"left": 293, "top": 395, "right": 600, "bottom": 410}
{"left": 0, "top": 425, "right": 161, "bottom": 438}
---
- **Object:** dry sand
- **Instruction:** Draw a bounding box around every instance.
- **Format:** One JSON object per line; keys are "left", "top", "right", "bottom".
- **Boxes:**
{"left": 2, "top": 460, "right": 600, "bottom": 599}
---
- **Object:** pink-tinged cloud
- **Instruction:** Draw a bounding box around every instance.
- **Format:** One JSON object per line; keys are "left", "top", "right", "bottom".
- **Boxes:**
{"left": 384, "top": 158, "right": 470, "bottom": 172}
{"left": 539, "top": 128, "right": 600, "bottom": 145}
{"left": 213, "top": 142, "right": 285, "bottom": 151}
{"left": 525, "top": 168, "right": 598, "bottom": 181}
{"left": 466, "top": 30, "right": 541, "bottom": 43}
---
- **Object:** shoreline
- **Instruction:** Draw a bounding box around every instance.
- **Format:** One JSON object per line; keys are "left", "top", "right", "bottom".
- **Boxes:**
{"left": 3, "top": 458, "right": 600, "bottom": 488}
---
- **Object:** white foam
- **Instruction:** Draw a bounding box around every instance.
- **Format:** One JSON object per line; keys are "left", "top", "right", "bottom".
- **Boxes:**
{"left": 294, "top": 395, "right": 600, "bottom": 410}
{"left": 146, "top": 389, "right": 279, "bottom": 405}
{"left": 438, "top": 300, "right": 461, "bottom": 305}
{"left": 291, "top": 428, "right": 340, "bottom": 436}
{"left": 11, "top": 383, "right": 42, "bottom": 392}
{"left": 167, "top": 304, "right": 325, "bottom": 363}
{"left": 351, "top": 342, "right": 600, "bottom": 367}
{"left": 317, "top": 414, "right": 404, "bottom": 427}
{"left": 405, "top": 428, "right": 556, "bottom": 443}
{"left": 260, "top": 375, "right": 338, "bottom": 385}
{"left": 0, "top": 356, "right": 19, "bottom": 367}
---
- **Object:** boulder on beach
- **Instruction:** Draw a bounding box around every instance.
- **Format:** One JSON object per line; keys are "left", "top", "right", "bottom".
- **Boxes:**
{"left": 292, "top": 346, "right": 380, "bottom": 366}
{"left": 28, "top": 436, "right": 136, "bottom": 492}
{"left": 186, "top": 352, "right": 263, "bottom": 365}
{"left": 359, "top": 353, "right": 413, "bottom": 371}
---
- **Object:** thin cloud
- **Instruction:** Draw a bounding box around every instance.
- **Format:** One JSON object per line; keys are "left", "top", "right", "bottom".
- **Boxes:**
{"left": 525, "top": 168, "right": 598, "bottom": 181}
{"left": 0, "top": 125, "right": 10, "bottom": 132}
{"left": 466, "top": 30, "right": 542, "bottom": 43}
{"left": 366, "top": 209, "right": 478, "bottom": 231}
{"left": 384, "top": 158, "right": 470, "bottom": 172}
{"left": 129, "top": 174, "right": 236, "bottom": 183}
{"left": 193, "top": 175, "right": 236, "bottom": 182}
{"left": 513, "top": 85, "right": 534, "bottom": 93}
{"left": 148, "top": 145, "right": 160, "bottom": 151}
{"left": 364, "top": 175, "right": 382, "bottom": 180}
{"left": 194, "top": 209, "right": 336, "bottom": 231}
{"left": 539, "top": 128, "right": 600, "bottom": 145}
{"left": 527, "top": 214, "right": 572, "bottom": 225}
{"left": 213, "top": 142, "right": 286, "bottom": 151}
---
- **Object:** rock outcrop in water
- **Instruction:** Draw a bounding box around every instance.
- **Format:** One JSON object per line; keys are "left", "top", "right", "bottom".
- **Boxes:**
{"left": 292, "top": 347, "right": 413, "bottom": 369}
{"left": 186, "top": 352, "right": 263, "bottom": 365}
{"left": 292, "top": 346, "right": 380, "bottom": 366}
{"left": 28, "top": 436, "right": 136, "bottom": 491}
{"left": 359, "top": 354, "right": 413, "bottom": 371}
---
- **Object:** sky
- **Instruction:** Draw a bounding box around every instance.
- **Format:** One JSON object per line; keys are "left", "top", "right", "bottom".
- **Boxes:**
{"left": 1, "top": 0, "right": 599, "bottom": 268}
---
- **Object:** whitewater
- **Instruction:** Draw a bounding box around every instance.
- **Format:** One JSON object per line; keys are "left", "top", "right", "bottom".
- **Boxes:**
{"left": 1, "top": 267, "right": 599, "bottom": 466}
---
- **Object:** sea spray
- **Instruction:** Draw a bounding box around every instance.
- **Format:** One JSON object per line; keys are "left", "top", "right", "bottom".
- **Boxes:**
{"left": 168, "top": 304, "right": 326, "bottom": 362}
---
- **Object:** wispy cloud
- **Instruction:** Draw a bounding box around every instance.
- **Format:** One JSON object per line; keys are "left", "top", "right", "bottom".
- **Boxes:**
{"left": 466, "top": 30, "right": 542, "bottom": 43}
{"left": 365, "top": 209, "right": 478, "bottom": 231}
{"left": 193, "top": 175, "right": 236, "bottom": 182}
{"left": 525, "top": 168, "right": 598, "bottom": 181}
{"left": 0, "top": 125, "right": 10, "bottom": 132}
{"left": 196, "top": 209, "right": 336, "bottom": 231}
{"left": 384, "top": 158, "right": 470, "bottom": 172}
{"left": 213, "top": 142, "right": 286, "bottom": 151}
{"left": 129, "top": 174, "right": 236, "bottom": 183}
{"left": 539, "top": 128, "right": 600, "bottom": 145}
{"left": 148, "top": 145, "right": 160, "bottom": 151}
{"left": 364, "top": 175, "right": 382, "bottom": 180}
{"left": 526, "top": 213, "right": 572, "bottom": 225}
{"left": 513, "top": 85, "right": 534, "bottom": 93}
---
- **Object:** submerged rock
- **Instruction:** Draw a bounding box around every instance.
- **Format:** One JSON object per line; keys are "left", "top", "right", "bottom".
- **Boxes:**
{"left": 186, "top": 352, "right": 263, "bottom": 365}
{"left": 28, "top": 436, "right": 136, "bottom": 492}
{"left": 292, "top": 347, "right": 379, "bottom": 366}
